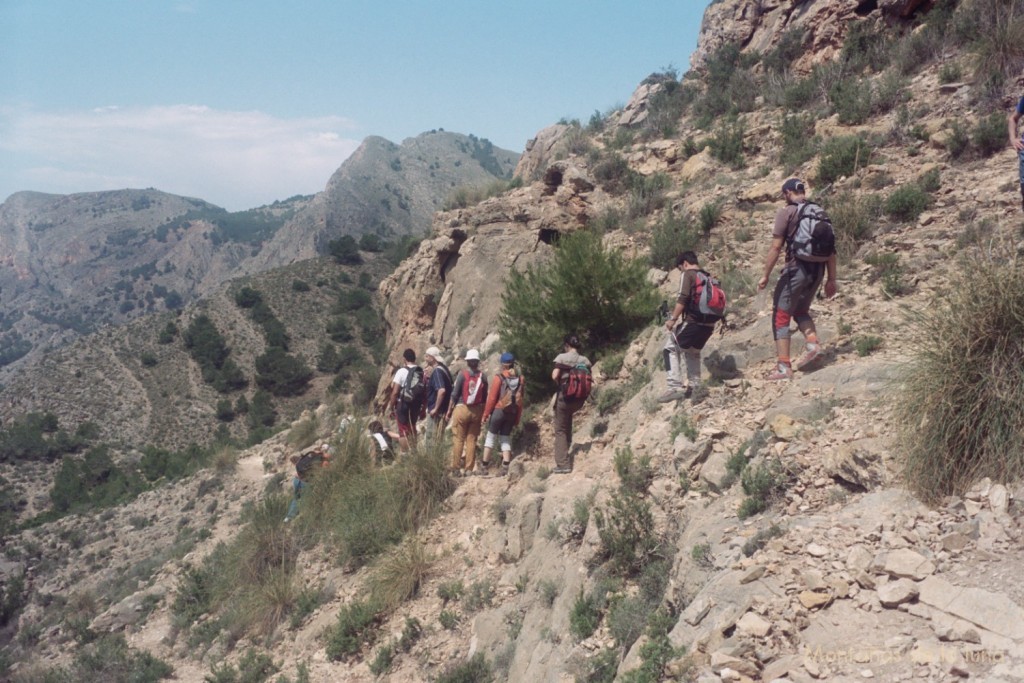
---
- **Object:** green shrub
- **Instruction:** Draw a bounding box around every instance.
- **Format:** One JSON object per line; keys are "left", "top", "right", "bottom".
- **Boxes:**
{"left": 613, "top": 447, "right": 653, "bottom": 496}
{"left": 464, "top": 579, "right": 495, "bottom": 613}
{"left": 439, "top": 610, "right": 459, "bottom": 630}
{"left": 918, "top": 167, "right": 941, "bottom": 193}
{"left": 707, "top": 117, "right": 745, "bottom": 168}
{"left": 436, "top": 653, "right": 494, "bottom": 683}
{"left": 829, "top": 76, "right": 872, "bottom": 125}
{"left": 620, "top": 609, "right": 685, "bottom": 683}
{"left": 295, "top": 434, "right": 454, "bottom": 566}
{"left": 369, "top": 541, "right": 432, "bottom": 611}
{"left": 437, "top": 580, "right": 464, "bottom": 604}
{"left": 626, "top": 173, "right": 670, "bottom": 219}
{"left": 897, "top": 251, "right": 1024, "bottom": 502}
{"left": 855, "top": 335, "right": 883, "bottom": 356}
{"left": 591, "top": 153, "right": 640, "bottom": 194}
{"left": 884, "top": 184, "right": 932, "bottom": 222}
{"left": 325, "top": 599, "right": 382, "bottom": 661}
{"left": 737, "top": 459, "right": 787, "bottom": 519}
{"left": 947, "top": 119, "right": 971, "bottom": 160}
{"left": 327, "top": 236, "right": 362, "bottom": 265}
{"left": 539, "top": 579, "right": 560, "bottom": 607}
{"left": 742, "top": 524, "right": 786, "bottom": 557}
{"left": 938, "top": 61, "right": 963, "bottom": 84}
{"left": 778, "top": 112, "right": 817, "bottom": 170}
{"left": 569, "top": 589, "right": 601, "bottom": 641}
{"left": 577, "top": 648, "right": 620, "bottom": 683}
{"left": 698, "top": 201, "right": 722, "bottom": 233}
{"left": 498, "top": 230, "right": 657, "bottom": 398}
{"left": 817, "top": 136, "right": 869, "bottom": 184}
{"left": 971, "top": 3, "right": 1024, "bottom": 91}
{"left": 648, "top": 208, "right": 702, "bottom": 270}
{"left": 594, "top": 476, "right": 660, "bottom": 577}
{"left": 865, "top": 252, "right": 910, "bottom": 297}
{"left": 972, "top": 111, "right": 1009, "bottom": 157}
{"left": 254, "top": 348, "right": 312, "bottom": 397}
{"left": 207, "top": 649, "right": 278, "bottom": 683}
{"left": 39, "top": 633, "right": 173, "bottom": 683}
{"left": 690, "top": 542, "right": 713, "bottom": 569}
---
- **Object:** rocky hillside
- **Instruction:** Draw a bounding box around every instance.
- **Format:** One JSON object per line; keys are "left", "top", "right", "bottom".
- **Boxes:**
{"left": 3, "top": 0, "right": 1024, "bottom": 681}
{"left": 0, "top": 131, "right": 518, "bottom": 383}
{"left": 241, "top": 131, "right": 520, "bottom": 273}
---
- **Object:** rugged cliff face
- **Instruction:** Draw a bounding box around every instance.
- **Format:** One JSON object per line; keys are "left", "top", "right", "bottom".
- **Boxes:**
{"left": 378, "top": 160, "right": 607, "bottom": 378}
{"left": 245, "top": 131, "right": 520, "bottom": 273}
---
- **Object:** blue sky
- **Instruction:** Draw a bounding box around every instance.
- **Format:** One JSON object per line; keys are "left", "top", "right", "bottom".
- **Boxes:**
{"left": 1, "top": 1, "right": 707, "bottom": 211}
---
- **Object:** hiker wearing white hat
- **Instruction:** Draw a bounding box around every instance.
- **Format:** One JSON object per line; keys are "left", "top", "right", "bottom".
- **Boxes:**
{"left": 423, "top": 346, "right": 452, "bottom": 439}
{"left": 445, "top": 348, "right": 487, "bottom": 476}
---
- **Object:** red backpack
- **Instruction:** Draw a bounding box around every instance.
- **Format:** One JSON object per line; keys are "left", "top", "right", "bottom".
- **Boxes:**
{"left": 691, "top": 270, "right": 727, "bottom": 324}
{"left": 461, "top": 369, "right": 486, "bottom": 406}
{"left": 562, "top": 363, "right": 593, "bottom": 400}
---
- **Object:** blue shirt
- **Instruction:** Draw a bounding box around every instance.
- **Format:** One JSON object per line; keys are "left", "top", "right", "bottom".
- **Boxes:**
{"left": 427, "top": 364, "right": 452, "bottom": 413}
{"left": 1017, "top": 97, "right": 1024, "bottom": 115}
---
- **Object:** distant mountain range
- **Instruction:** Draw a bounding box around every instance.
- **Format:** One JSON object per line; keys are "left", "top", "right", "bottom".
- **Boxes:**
{"left": 0, "top": 130, "right": 518, "bottom": 382}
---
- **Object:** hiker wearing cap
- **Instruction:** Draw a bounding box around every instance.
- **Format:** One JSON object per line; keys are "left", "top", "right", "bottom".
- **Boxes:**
{"left": 1009, "top": 95, "right": 1024, "bottom": 211}
{"left": 757, "top": 179, "right": 837, "bottom": 381}
{"left": 479, "top": 352, "right": 525, "bottom": 477}
{"left": 388, "top": 348, "right": 426, "bottom": 453}
{"left": 445, "top": 348, "right": 488, "bottom": 476}
{"left": 551, "top": 334, "right": 592, "bottom": 474}
{"left": 423, "top": 346, "right": 452, "bottom": 440}
{"left": 658, "top": 251, "right": 721, "bottom": 403}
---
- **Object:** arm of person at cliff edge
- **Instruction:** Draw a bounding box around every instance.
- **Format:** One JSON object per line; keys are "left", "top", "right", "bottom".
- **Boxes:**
{"left": 824, "top": 252, "right": 838, "bottom": 298}
{"left": 758, "top": 235, "right": 785, "bottom": 290}
{"left": 445, "top": 373, "right": 464, "bottom": 420}
{"left": 482, "top": 375, "right": 500, "bottom": 423}
{"left": 1010, "top": 108, "right": 1024, "bottom": 152}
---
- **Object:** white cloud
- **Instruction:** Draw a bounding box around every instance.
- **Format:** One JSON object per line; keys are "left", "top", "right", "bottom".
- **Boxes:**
{"left": 0, "top": 105, "right": 362, "bottom": 210}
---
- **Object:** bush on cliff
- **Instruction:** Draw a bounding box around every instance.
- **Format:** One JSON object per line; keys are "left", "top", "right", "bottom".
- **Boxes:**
{"left": 498, "top": 230, "right": 657, "bottom": 399}
{"left": 897, "top": 250, "right": 1024, "bottom": 502}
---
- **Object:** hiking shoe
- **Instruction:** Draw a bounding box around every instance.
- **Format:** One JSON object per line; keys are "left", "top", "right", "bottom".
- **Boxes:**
{"left": 499, "top": 463, "right": 510, "bottom": 477}
{"left": 795, "top": 345, "right": 820, "bottom": 370}
{"left": 472, "top": 465, "right": 488, "bottom": 477}
{"left": 768, "top": 367, "right": 793, "bottom": 381}
{"left": 552, "top": 467, "right": 573, "bottom": 474}
{"left": 689, "top": 385, "right": 708, "bottom": 404}
{"left": 657, "top": 389, "right": 688, "bottom": 403}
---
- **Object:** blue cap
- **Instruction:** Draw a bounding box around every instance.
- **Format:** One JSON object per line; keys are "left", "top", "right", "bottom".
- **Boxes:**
{"left": 500, "top": 352, "right": 515, "bottom": 364}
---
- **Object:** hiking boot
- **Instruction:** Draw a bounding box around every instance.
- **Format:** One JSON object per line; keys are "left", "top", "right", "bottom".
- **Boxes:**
{"left": 689, "top": 385, "right": 708, "bottom": 404}
{"left": 768, "top": 365, "right": 793, "bottom": 381}
{"left": 795, "top": 345, "right": 820, "bottom": 370}
{"left": 473, "top": 464, "right": 488, "bottom": 477}
{"left": 657, "top": 389, "right": 688, "bottom": 403}
{"left": 499, "top": 463, "right": 510, "bottom": 477}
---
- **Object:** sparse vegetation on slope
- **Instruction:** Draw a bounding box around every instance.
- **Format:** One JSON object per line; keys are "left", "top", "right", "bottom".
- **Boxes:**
{"left": 898, "top": 250, "right": 1024, "bottom": 502}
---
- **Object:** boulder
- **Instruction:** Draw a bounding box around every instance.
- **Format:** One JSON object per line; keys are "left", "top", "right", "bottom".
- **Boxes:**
{"left": 877, "top": 578, "right": 919, "bottom": 607}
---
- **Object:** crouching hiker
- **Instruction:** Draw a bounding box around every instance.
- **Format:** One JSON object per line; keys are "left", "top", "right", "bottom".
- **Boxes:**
{"left": 479, "top": 352, "right": 525, "bottom": 477}
{"left": 658, "top": 251, "right": 726, "bottom": 403}
{"left": 284, "top": 443, "right": 330, "bottom": 522}
{"left": 368, "top": 420, "right": 397, "bottom": 466}
{"left": 551, "top": 335, "right": 592, "bottom": 474}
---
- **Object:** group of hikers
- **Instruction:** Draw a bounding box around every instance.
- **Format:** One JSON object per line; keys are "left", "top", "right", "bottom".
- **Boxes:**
{"left": 371, "top": 176, "right": 837, "bottom": 474}
{"left": 287, "top": 176, "right": 838, "bottom": 517}
{"left": 378, "top": 338, "right": 590, "bottom": 477}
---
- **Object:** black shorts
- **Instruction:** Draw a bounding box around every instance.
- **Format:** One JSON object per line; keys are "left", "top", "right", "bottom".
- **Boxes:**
{"left": 487, "top": 408, "right": 516, "bottom": 436}
{"left": 674, "top": 323, "right": 715, "bottom": 350}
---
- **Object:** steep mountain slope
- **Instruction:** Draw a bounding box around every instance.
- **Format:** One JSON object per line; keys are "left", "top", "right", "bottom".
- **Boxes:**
{"left": 0, "top": 131, "right": 518, "bottom": 383}
{"left": 4, "top": 1, "right": 1024, "bottom": 682}
{"left": 244, "top": 131, "right": 519, "bottom": 272}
